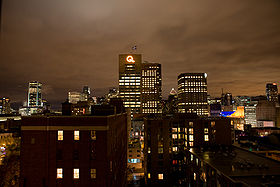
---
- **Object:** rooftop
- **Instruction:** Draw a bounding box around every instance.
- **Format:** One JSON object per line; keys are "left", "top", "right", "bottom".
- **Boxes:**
{"left": 190, "top": 146, "right": 280, "bottom": 186}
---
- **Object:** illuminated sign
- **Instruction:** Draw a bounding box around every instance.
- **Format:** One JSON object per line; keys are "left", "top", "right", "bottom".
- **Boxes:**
{"left": 126, "top": 55, "right": 135, "bottom": 63}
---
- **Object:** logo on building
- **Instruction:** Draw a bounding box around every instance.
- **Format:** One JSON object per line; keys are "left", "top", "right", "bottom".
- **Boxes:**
{"left": 126, "top": 55, "right": 135, "bottom": 63}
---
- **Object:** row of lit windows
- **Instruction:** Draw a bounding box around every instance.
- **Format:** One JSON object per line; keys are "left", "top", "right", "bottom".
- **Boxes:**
{"left": 123, "top": 101, "right": 141, "bottom": 104}
{"left": 119, "top": 83, "right": 141, "bottom": 86}
{"left": 178, "top": 75, "right": 206, "bottom": 81}
{"left": 57, "top": 168, "right": 96, "bottom": 179}
{"left": 120, "top": 76, "right": 141, "bottom": 79}
{"left": 57, "top": 130, "right": 96, "bottom": 141}
{"left": 142, "top": 70, "right": 157, "bottom": 77}
{"left": 147, "top": 173, "right": 163, "bottom": 180}
{"left": 119, "top": 79, "right": 140, "bottom": 82}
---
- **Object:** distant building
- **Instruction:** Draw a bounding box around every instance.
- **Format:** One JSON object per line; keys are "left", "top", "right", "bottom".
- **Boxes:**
{"left": 20, "top": 113, "right": 128, "bottom": 187}
{"left": 266, "top": 83, "right": 278, "bottom": 103}
{"left": 27, "top": 81, "right": 42, "bottom": 107}
{"left": 210, "top": 103, "right": 221, "bottom": 117}
{"left": 128, "top": 141, "right": 142, "bottom": 169}
{"left": 244, "top": 105, "right": 257, "bottom": 127}
{"left": 163, "top": 88, "right": 178, "bottom": 114}
{"left": 222, "top": 93, "right": 233, "bottom": 106}
{"left": 144, "top": 114, "right": 231, "bottom": 186}
{"left": 0, "top": 97, "right": 11, "bottom": 114}
{"left": 256, "top": 100, "right": 276, "bottom": 127}
{"left": 141, "top": 62, "right": 162, "bottom": 114}
{"left": 119, "top": 54, "right": 142, "bottom": 114}
{"left": 177, "top": 73, "right": 208, "bottom": 116}
{"left": 68, "top": 91, "right": 81, "bottom": 104}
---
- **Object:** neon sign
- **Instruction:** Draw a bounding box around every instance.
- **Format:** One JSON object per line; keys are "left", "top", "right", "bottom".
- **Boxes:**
{"left": 126, "top": 55, "right": 135, "bottom": 63}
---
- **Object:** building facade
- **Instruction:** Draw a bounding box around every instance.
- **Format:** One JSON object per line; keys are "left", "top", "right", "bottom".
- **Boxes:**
{"left": 68, "top": 92, "right": 82, "bottom": 104}
{"left": 177, "top": 73, "right": 208, "bottom": 116}
{"left": 20, "top": 114, "right": 128, "bottom": 187}
{"left": 266, "top": 83, "right": 278, "bottom": 103}
{"left": 119, "top": 54, "right": 142, "bottom": 114}
{"left": 244, "top": 105, "right": 257, "bottom": 127}
{"left": 27, "top": 81, "right": 42, "bottom": 107}
{"left": 0, "top": 97, "right": 11, "bottom": 114}
{"left": 144, "top": 114, "right": 232, "bottom": 186}
{"left": 141, "top": 62, "right": 162, "bottom": 114}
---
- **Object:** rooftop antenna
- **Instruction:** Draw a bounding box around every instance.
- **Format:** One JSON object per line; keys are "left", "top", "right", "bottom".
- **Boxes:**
{"left": 130, "top": 44, "right": 137, "bottom": 54}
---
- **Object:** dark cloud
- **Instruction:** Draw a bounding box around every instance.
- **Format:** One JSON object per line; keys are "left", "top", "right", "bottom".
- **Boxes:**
{"left": 0, "top": 0, "right": 280, "bottom": 104}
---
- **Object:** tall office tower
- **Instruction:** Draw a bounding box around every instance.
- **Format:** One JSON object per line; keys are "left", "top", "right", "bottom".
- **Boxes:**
{"left": 222, "top": 93, "right": 233, "bottom": 106}
{"left": 82, "top": 86, "right": 90, "bottom": 101}
{"left": 68, "top": 91, "right": 81, "bottom": 104}
{"left": 119, "top": 54, "right": 142, "bottom": 114}
{"left": 141, "top": 62, "right": 162, "bottom": 114}
{"left": 0, "top": 97, "right": 11, "bottom": 114}
{"left": 266, "top": 83, "right": 278, "bottom": 103}
{"left": 177, "top": 73, "right": 208, "bottom": 116}
{"left": 28, "top": 81, "right": 42, "bottom": 107}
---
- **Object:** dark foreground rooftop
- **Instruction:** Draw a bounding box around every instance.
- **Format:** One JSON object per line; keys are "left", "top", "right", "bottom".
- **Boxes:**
{"left": 190, "top": 146, "right": 280, "bottom": 186}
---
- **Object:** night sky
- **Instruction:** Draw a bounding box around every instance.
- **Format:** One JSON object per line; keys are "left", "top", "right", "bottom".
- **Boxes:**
{"left": 0, "top": 0, "right": 280, "bottom": 105}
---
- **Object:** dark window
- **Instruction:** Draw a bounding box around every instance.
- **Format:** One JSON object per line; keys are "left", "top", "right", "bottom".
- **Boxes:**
{"left": 90, "top": 143, "right": 96, "bottom": 160}
{"left": 56, "top": 149, "right": 63, "bottom": 160}
{"left": 73, "top": 150, "right": 79, "bottom": 160}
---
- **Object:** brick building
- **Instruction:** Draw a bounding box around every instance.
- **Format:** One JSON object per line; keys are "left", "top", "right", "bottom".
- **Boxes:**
{"left": 20, "top": 113, "right": 128, "bottom": 187}
{"left": 144, "top": 114, "right": 231, "bottom": 186}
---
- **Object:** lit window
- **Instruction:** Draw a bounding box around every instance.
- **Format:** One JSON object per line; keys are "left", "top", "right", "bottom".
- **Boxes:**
{"left": 194, "top": 173, "right": 196, "bottom": 180}
{"left": 91, "top": 130, "right": 96, "bottom": 140}
{"left": 58, "top": 130, "right": 63, "bottom": 141}
{"left": 148, "top": 147, "right": 151, "bottom": 153}
{"left": 73, "top": 168, "right": 79, "bottom": 179}
{"left": 158, "top": 174, "right": 163, "bottom": 180}
{"left": 189, "top": 128, "right": 193, "bottom": 134}
{"left": 57, "top": 168, "right": 63, "bottom": 179}
{"left": 91, "top": 169, "right": 96, "bottom": 179}
{"left": 191, "top": 154, "right": 193, "bottom": 161}
{"left": 204, "top": 135, "right": 209, "bottom": 141}
{"left": 172, "top": 147, "right": 177, "bottom": 152}
{"left": 189, "top": 135, "right": 194, "bottom": 141}
{"left": 211, "top": 121, "right": 216, "bottom": 127}
{"left": 74, "top": 131, "right": 79, "bottom": 141}
{"left": 158, "top": 148, "right": 163, "bottom": 154}
{"left": 148, "top": 173, "right": 151, "bottom": 179}
{"left": 204, "top": 128, "right": 208, "bottom": 134}
{"left": 172, "top": 134, "right": 177, "bottom": 139}
{"left": 189, "top": 142, "right": 193, "bottom": 147}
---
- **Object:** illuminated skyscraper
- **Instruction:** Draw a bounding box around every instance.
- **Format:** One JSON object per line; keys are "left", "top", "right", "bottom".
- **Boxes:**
{"left": 28, "top": 81, "right": 42, "bottom": 107}
{"left": 141, "top": 62, "right": 162, "bottom": 114}
{"left": 177, "top": 73, "right": 208, "bottom": 116}
{"left": 266, "top": 83, "right": 278, "bottom": 103}
{"left": 119, "top": 54, "right": 142, "bottom": 114}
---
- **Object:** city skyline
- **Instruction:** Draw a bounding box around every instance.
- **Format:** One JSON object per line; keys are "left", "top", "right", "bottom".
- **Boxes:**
{"left": 0, "top": 0, "right": 280, "bottom": 103}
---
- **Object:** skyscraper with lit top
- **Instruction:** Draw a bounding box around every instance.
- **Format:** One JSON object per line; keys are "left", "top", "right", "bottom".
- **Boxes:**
{"left": 177, "top": 73, "right": 208, "bottom": 116}
{"left": 119, "top": 54, "right": 142, "bottom": 114}
{"left": 141, "top": 62, "right": 162, "bottom": 114}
